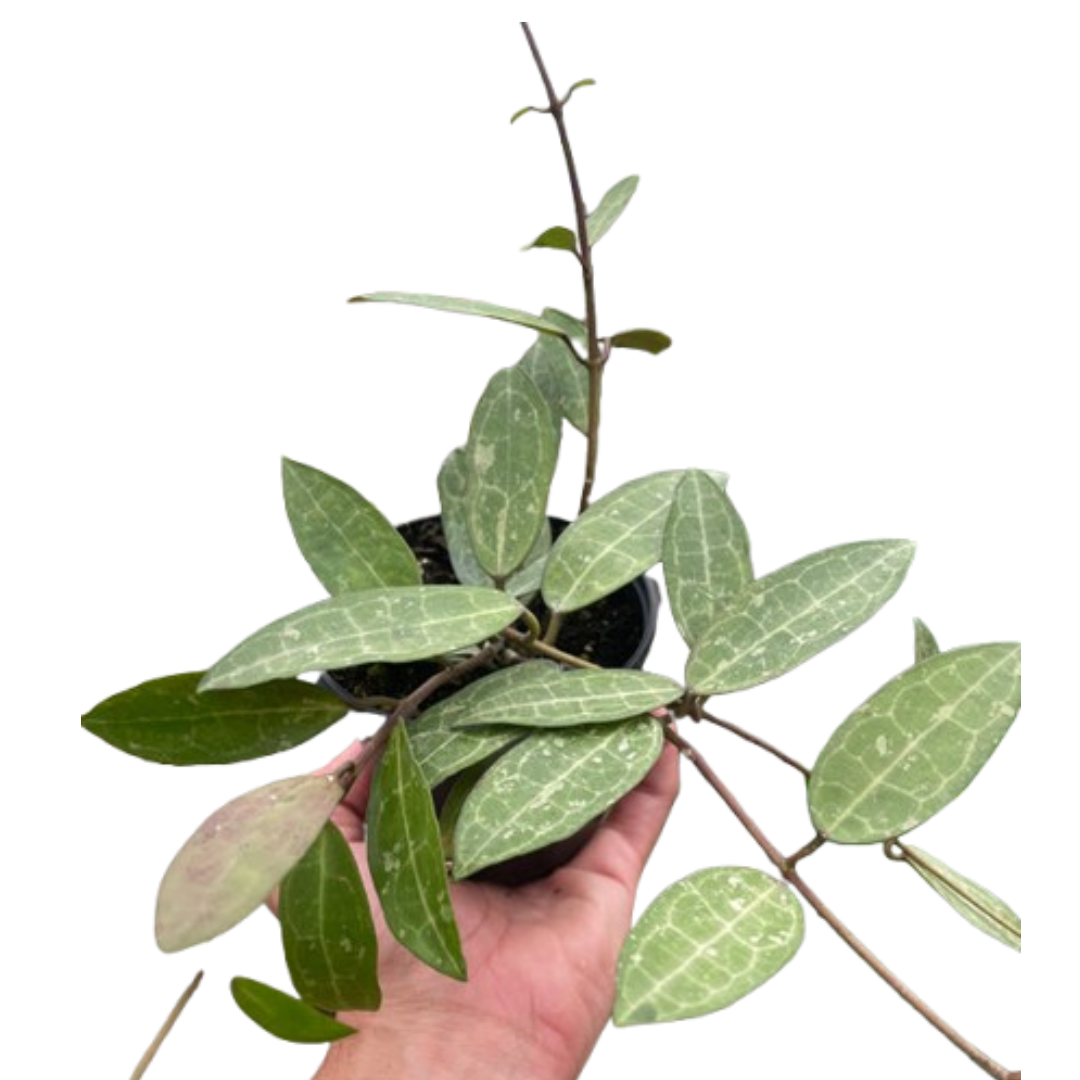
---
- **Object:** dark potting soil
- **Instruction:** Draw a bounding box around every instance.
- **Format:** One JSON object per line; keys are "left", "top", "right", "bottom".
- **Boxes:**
{"left": 325, "top": 516, "right": 650, "bottom": 708}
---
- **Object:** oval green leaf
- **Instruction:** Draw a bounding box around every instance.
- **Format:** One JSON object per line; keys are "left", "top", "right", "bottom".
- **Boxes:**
{"left": 518, "top": 328, "right": 589, "bottom": 434}
{"left": 408, "top": 663, "right": 555, "bottom": 788}
{"left": 809, "top": 643, "right": 1022, "bottom": 844}
{"left": 451, "top": 668, "right": 682, "bottom": 730}
{"left": 453, "top": 715, "right": 664, "bottom": 880}
{"left": 280, "top": 823, "right": 382, "bottom": 1012}
{"left": 524, "top": 226, "right": 578, "bottom": 254}
{"left": 663, "top": 471, "right": 753, "bottom": 647}
{"left": 282, "top": 458, "right": 420, "bottom": 596}
{"left": 367, "top": 724, "right": 467, "bottom": 980}
{"left": 439, "top": 448, "right": 552, "bottom": 597}
{"left": 540, "top": 307, "right": 588, "bottom": 348}
{"left": 588, "top": 176, "right": 640, "bottom": 246}
{"left": 156, "top": 774, "right": 346, "bottom": 953}
{"left": 466, "top": 367, "right": 560, "bottom": 580}
{"left": 201, "top": 586, "right": 524, "bottom": 691}
{"left": 609, "top": 329, "right": 673, "bottom": 356}
{"left": 544, "top": 471, "right": 705, "bottom": 614}
{"left": 348, "top": 292, "right": 569, "bottom": 338}
{"left": 231, "top": 977, "right": 357, "bottom": 1044}
{"left": 615, "top": 868, "right": 805, "bottom": 1027}
{"left": 915, "top": 618, "right": 941, "bottom": 663}
{"left": 900, "top": 844, "right": 1020, "bottom": 951}
{"left": 687, "top": 540, "right": 917, "bottom": 695}
{"left": 81, "top": 673, "right": 349, "bottom": 766}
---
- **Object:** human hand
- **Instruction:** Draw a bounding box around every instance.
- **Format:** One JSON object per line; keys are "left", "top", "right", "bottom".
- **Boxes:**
{"left": 304, "top": 738, "right": 680, "bottom": 1080}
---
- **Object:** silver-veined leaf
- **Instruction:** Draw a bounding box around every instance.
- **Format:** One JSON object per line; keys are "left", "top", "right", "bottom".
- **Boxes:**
{"left": 282, "top": 458, "right": 420, "bottom": 595}
{"left": 466, "top": 367, "right": 560, "bottom": 580}
{"left": 809, "top": 644, "right": 1021, "bottom": 844}
{"left": 367, "top": 724, "right": 467, "bottom": 980}
{"left": 81, "top": 673, "right": 349, "bottom": 766}
{"left": 407, "top": 663, "right": 556, "bottom": 787}
{"left": 453, "top": 715, "right": 664, "bottom": 880}
{"left": 231, "top": 978, "right": 357, "bottom": 1044}
{"left": 523, "top": 226, "right": 578, "bottom": 253}
{"left": 280, "top": 824, "right": 381, "bottom": 1012}
{"left": 615, "top": 868, "right": 805, "bottom": 1026}
{"left": 588, "top": 176, "right": 639, "bottom": 245}
{"left": 609, "top": 330, "right": 672, "bottom": 355}
{"left": 201, "top": 587, "right": 523, "bottom": 691}
{"left": 156, "top": 774, "right": 346, "bottom": 953}
{"left": 450, "top": 667, "right": 682, "bottom": 730}
{"left": 518, "top": 326, "right": 589, "bottom": 434}
{"left": 544, "top": 471, "right": 710, "bottom": 613}
{"left": 438, "top": 448, "right": 552, "bottom": 597}
{"left": 687, "top": 540, "right": 916, "bottom": 695}
{"left": 663, "top": 471, "right": 753, "bottom": 647}
{"left": 901, "top": 845, "right": 1020, "bottom": 951}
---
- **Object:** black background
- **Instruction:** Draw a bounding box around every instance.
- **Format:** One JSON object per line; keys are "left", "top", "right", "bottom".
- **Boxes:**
{"left": 84, "top": 10, "right": 1019, "bottom": 1080}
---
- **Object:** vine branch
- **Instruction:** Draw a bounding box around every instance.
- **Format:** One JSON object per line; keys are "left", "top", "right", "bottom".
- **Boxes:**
{"left": 695, "top": 704, "right": 812, "bottom": 779}
{"left": 129, "top": 970, "right": 203, "bottom": 1080}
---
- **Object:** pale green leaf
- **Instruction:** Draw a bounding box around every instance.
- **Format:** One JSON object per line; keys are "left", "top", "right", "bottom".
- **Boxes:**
{"left": 439, "top": 449, "right": 552, "bottom": 597}
{"left": 282, "top": 458, "right": 420, "bottom": 595}
{"left": 453, "top": 715, "right": 664, "bottom": 880}
{"left": 540, "top": 307, "right": 588, "bottom": 347}
{"left": 408, "top": 664, "right": 554, "bottom": 788}
{"left": 201, "top": 587, "right": 523, "bottom": 692}
{"left": 588, "top": 176, "right": 640, "bottom": 246}
{"left": 809, "top": 644, "right": 1022, "bottom": 843}
{"left": 367, "top": 724, "right": 466, "bottom": 980}
{"left": 466, "top": 367, "right": 560, "bottom": 579}
{"left": 902, "top": 845, "right": 1020, "bottom": 951}
{"left": 915, "top": 618, "right": 941, "bottom": 663}
{"left": 610, "top": 330, "right": 672, "bottom": 355}
{"left": 615, "top": 868, "right": 805, "bottom": 1026}
{"left": 524, "top": 226, "right": 578, "bottom": 254}
{"left": 231, "top": 978, "right": 357, "bottom": 1044}
{"left": 156, "top": 774, "right": 346, "bottom": 953}
{"left": 348, "top": 292, "right": 568, "bottom": 338}
{"left": 81, "top": 673, "right": 349, "bottom": 766}
{"left": 663, "top": 471, "right": 753, "bottom": 647}
{"left": 510, "top": 105, "right": 541, "bottom": 124}
{"left": 451, "top": 667, "right": 682, "bottom": 729}
{"left": 518, "top": 328, "right": 590, "bottom": 434}
{"left": 544, "top": 471, "right": 714, "bottom": 613}
{"left": 687, "top": 540, "right": 916, "bottom": 695}
{"left": 280, "top": 824, "right": 381, "bottom": 1012}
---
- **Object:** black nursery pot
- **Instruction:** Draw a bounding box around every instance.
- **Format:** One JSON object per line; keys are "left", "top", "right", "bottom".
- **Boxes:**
{"left": 322, "top": 515, "right": 662, "bottom": 886}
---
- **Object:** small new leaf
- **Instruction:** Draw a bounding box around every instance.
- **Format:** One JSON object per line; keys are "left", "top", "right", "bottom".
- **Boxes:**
{"left": 523, "top": 226, "right": 578, "bottom": 254}
{"left": 588, "top": 176, "right": 640, "bottom": 245}
{"left": 610, "top": 330, "right": 673, "bottom": 356}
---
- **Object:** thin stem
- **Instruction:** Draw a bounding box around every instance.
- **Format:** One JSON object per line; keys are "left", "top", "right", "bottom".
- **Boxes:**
{"left": 697, "top": 706, "right": 811, "bottom": 779}
{"left": 784, "top": 834, "right": 827, "bottom": 870}
{"left": 129, "top": 971, "right": 203, "bottom": 1080}
{"left": 665, "top": 725, "right": 1017, "bottom": 1080}
{"left": 503, "top": 626, "right": 602, "bottom": 670}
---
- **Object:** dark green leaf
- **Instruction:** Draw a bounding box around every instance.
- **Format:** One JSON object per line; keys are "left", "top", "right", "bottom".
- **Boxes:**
{"left": 231, "top": 978, "right": 357, "bottom": 1044}
{"left": 368, "top": 724, "right": 467, "bottom": 980}
{"left": 524, "top": 226, "right": 578, "bottom": 254}
{"left": 915, "top": 618, "right": 941, "bottom": 663}
{"left": 82, "top": 673, "right": 349, "bottom": 766}
{"left": 610, "top": 330, "right": 673, "bottom": 355}
{"left": 588, "top": 176, "right": 640, "bottom": 245}
{"left": 280, "top": 824, "right": 381, "bottom": 1012}
{"left": 348, "top": 292, "right": 568, "bottom": 338}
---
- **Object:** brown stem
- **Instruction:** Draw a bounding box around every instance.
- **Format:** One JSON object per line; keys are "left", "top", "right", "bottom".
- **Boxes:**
{"left": 784, "top": 834, "right": 827, "bottom": 870}
{"left": 697, "top": 706, "right": 812, "bottom": 779}
{"left": 503, "top": 626, "right": 602, "bottom": 670}
{"left": 129, "top": 971, "right": 203, "bottom": 1080}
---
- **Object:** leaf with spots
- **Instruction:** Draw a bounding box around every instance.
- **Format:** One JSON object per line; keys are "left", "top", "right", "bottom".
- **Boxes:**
{"left": 81, "top": 673, "right": 349, "bottom": 765}
{"left": 231, "top": 978, "right": 357, "bottom": 1044}
{"left": 663, "top": 470, "right": 753, "bottom": 647}
{"left": 156, "top": 774, "right": 347, "bottom": 953}
{"left": 915, "top": 618, "right": 941, "bottom": 663}
{"left": 465, "top": 367, "right": 560, "bottom": 580}
{"left": 588, "top": 176, "right": 639, "bottom": 245}
{"left": 348, "top": 292, "right": 570, "bottom": 338}
{"left": 686, "top": 540, "right": 916, "bottom": 695}
{"left": 544, "top": 471, "right": 717, "bottom": 614}
{"left": 201, "top": 587, "right": 523, "bottom": 691}
{"left": 615, "top": 868, "right": 805, "bottom": 1026}
{"left": 438, "top": 448, "right": 552, "bottom": 597}
{"left": 407, "top": 664, "right": 553, "bottom": 788}
{"left": 809, "top": 644, "right": 1021, "bottom": 844}
{"left": 282, "top": 458, "right": 421, "bottom": 596}
{"left": 899, "top": 844, "right": 1021, "bottom": 951}
{"left": 367, "top": 723, "right": 467, "bottom": 980}
{"left": 280, "top": 823, "right": 381, "bottom": 1012}
{"left": 452, "top": 715, "right": 664, "bottom": 880}
{"left": 518, "top": 319, "right": 589, "bottom": 433}
{"left": 450, "top": 667, "right": 683, "bottom": 730}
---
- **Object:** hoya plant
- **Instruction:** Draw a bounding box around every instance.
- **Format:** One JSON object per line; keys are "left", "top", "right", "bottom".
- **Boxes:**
{"left": 81, "top": 23, "right": 1020, "bottom": 1080}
